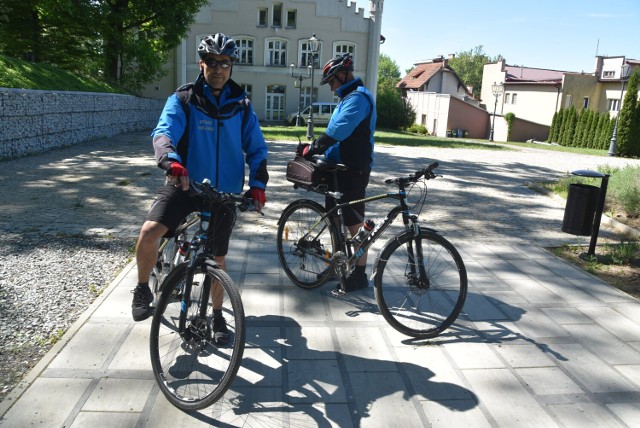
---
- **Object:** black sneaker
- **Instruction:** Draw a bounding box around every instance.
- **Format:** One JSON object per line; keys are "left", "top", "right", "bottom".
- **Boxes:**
{"left": 212, "top": 316, "right": 230, "bottom": 346}
{"left": 131, "top": 284, "right": 154, "bottom": 321}
{"left": 332, "top": 271, "right": 368, "bottom": 296}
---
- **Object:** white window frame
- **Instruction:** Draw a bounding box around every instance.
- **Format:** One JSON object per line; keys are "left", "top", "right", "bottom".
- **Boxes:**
{"left": 265, "top": 38, "right": 287, "bottom": 67}
{"left": 235, "top": 36, "right": 255, "bottom": 65}
{"left": 603, "top": 70, "right": 615, "bottom": 78}
{"left": 265, "top": 84, "right": 286, "bottom": 121}
{"left": 511, "top": 93, "right": 517, "bottom": 105}
{"left": 504, "top": 93, "right": 511, "bottom": 104}
{"left": 239, "top": 84, "right": 252, "bottom": 101}
{"left": 608, "top": 98, "right": 620, "bottom": 111}
{"left": 565, "top": 94, "right": 573, "bottom": 108}
{"left": 333, "top": 42, "right": 356, "bottom": 65}
{"left": 298, "top": 40, "right": 322, "bottom": 68}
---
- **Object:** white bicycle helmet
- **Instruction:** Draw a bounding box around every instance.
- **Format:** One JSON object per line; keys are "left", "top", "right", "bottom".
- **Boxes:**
{"left": 198, "top": 33, "right": 239, "bottom": 61}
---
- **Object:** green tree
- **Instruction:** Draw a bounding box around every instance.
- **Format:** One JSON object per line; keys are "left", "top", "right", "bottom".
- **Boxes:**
{"left": 0, "top": 0, "right": 208, "bottom": 92}
{"left": 617, "top": 69, "right": 639, "bottom": 156}
{"left": 377, "top": 54, "right": 415, "bottom": 129}
{"left": 572, "top": 109, "right": 585, "bottom": 147}
{"left": 504, "top": 112, "right": 515, "bottom": 141}
{"left": 447, "top": 45, "right": 502, "bottom": 98}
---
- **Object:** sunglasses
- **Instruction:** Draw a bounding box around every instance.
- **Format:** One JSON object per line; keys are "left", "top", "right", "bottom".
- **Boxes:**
{"left": 203, "top": 58, "right": 233, "bottom": 69}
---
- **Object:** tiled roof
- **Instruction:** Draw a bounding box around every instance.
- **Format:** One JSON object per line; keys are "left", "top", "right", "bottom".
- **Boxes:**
{"left": 396, "top": 62, "right": 445, "bottom": 89}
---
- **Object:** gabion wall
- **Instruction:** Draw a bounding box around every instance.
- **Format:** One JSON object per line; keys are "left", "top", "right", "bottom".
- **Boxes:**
{"left": 0, "top": 88, "right": 165, "bottom": 159}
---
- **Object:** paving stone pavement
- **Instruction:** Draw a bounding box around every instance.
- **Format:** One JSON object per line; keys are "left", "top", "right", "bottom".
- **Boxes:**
{"left": 1, "top": 131, "right": 640, "bottom": 427}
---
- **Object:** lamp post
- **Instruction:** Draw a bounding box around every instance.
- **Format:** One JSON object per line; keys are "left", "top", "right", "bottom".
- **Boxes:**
{"left": 489, "top": 82, "right": 504, "bottom": 141}
{"left": 306, "top": 33, "right": 319, "bottom": 140}
{"left": 608, "top": 64, "right": 631, "bottom": 157}
{"left": 289, "top": 63, "right": 311, "bottom": 126}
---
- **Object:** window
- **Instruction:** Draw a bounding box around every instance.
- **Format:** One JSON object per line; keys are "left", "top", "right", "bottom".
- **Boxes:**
{"left": 582, "top": 97, "right": 589, "bottom": 109}
{"left": 504, "top": 93, "right": 511, "bottom": 104}
{"left": 239, "top": 84, "right": 252, "bottom": 101}
{"left": 299, "top": 40, "right": 322, "bottom": 68}
{"left": 286, "top": 9, "right": 297, "bottom": 28}
{"left": 235, "top": 37, "right": 254, "bottom": 65}
{"left": 603, "top": 70, "right": 615, "bottom": 78}
{"left": 301, "top": 87, "right": 317, "bottom": 106}
{"left": 266, "top": 38, "right": 287, "bottom": 66}
{"left": 321, "top": 104, "right": 332, "bottom": 114}
{"left": 265, "top": 85, "right": 285, "bottom": 121}
{"left": 334, "top": 42, "right": 355, "bottom": 63}
{"left": 565, "top": 94, "right": 572, "bottom": 108}
{"left": 272, "top": 3, "right": 282, "bottom": 27}
{"left": 511, "top": 93, "right": 517, "bottom": 104}
{"left": 608, "top": 98, "right": 620, "bottom": 111}
{"left": 257, "top": 8, "right": 267, "bottom": 26}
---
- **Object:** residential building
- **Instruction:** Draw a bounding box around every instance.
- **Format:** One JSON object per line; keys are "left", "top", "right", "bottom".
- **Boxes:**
{"left": 396, "top": 55, "right": 488, "bottom": 139}
{"left": 482, "top": 56, "right": 639, "bottom": 133}
{"left": 140, "top": 0, "right": 384, "bottom": 124}
{"left": 481, "top": 60, "right": 565, "bottom": 127}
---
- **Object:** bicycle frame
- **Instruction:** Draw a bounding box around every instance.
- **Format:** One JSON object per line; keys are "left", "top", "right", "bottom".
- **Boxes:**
{"left": 304, "top": 184, "right": 427, "bottom": 281}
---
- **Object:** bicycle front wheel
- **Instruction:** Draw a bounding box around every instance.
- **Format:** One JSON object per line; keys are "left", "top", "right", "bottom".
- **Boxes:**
{"left": 149, "top": 260, "right": 245, "bottom": 410}
{"left": 276, "top": 199, "right": 338, "bottom": 289}
{"left": 374, "top": 229, "right": 467, "bottom": 339}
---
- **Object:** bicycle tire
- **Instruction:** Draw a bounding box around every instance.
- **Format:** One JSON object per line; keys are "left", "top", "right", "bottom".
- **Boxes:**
{"left": 374, "top": 229, "right": 467, "bottom": 339}
{"left": 149, "top": 260, "right": 245, "bottom": 410}
{"left": 276, "top": 199, "right": 338, "bottom": 289}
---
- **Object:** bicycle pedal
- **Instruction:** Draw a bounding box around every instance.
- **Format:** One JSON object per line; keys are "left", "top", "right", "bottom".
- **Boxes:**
{"left": 330, "top": 288, "right": 347, "bottom": 297}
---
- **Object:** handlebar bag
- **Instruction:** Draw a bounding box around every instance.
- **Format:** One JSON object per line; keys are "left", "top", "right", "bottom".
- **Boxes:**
{"left": 286, "top": 156, "right": 332, "bottom": 190}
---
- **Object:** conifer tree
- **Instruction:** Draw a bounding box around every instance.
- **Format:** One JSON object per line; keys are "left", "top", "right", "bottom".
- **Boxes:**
{"left": 616, "top": 69, "right": 639, "bottom": 156}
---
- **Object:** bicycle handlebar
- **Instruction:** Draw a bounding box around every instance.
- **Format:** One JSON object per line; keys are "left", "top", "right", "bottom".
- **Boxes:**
{"left": 384, "top": 161, "right": 439, "bottom": 185}
{"left": 190, "top": 179, "right": 263, "bottom": 215}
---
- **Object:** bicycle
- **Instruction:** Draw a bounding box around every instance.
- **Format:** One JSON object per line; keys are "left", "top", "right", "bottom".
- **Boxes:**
{"left": 277, "top": 158, "right": 467, "bottom": 339}
{"left": 149, "top": 179, "right": 257, "bottom": 410}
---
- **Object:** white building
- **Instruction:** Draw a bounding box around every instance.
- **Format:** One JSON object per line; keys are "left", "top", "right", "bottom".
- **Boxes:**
{"left": 141, "top": 0, "right": 384, "bottom": 123}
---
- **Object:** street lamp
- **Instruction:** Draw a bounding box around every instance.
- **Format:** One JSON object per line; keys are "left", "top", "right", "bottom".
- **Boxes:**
{"left": 608, "top": 64, "right": 631, "bottom": 157}
{"left": 289, "top": 63, "right": 311, "bottom": 126}
{"left": 489, "top": 82, "right": 504, "bottom": 141}
{"left": 306, "top": 33, "right": 319, "bottom": 140}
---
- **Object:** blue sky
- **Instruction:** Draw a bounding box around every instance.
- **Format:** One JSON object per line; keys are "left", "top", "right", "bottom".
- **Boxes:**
{"left": 369, "top": 0, "right": 639, "bottom": 75}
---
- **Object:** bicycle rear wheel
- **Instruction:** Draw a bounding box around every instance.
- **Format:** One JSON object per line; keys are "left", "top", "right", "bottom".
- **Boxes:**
{"left": 149, "top": 260, "right": 245, "bottom": 410}
{"left": 276, "top": 199, "right": 338, "bottom": 289}
{"left": 374, "top": 229, "right": 467, "bottom": 339}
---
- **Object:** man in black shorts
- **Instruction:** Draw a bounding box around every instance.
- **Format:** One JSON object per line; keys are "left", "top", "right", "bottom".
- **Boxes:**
{"left": 132, "top": 34, "right": 269, "bottom": 346}
{"left": 297, "top": 54, "right": 377, "bottom": 293}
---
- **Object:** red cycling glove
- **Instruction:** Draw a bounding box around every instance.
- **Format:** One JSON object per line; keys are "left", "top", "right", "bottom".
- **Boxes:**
{"left": 165, "top": 161, "right": 188, "bottom": 177}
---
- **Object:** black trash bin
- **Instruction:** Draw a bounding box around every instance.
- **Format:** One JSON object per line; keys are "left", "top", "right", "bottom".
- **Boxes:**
{"left": 561, "top": 183, "right": 599, "bottom": 236}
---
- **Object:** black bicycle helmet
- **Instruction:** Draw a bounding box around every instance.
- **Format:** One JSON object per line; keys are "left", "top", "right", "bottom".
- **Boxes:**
{"left": 320, "top": 54, "right": 354, "bottom": 85}
{"left": 198, "top": 33, "right": 239, "bottom": 61}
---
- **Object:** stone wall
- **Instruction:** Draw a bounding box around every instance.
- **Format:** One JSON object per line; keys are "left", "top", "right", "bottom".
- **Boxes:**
{"left": 0, "top": 88, "right": 165, "bottom": 159}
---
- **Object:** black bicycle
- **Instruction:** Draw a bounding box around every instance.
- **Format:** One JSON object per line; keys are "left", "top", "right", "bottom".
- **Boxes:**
{"left": 149, "top": 179, "right": 257, "bottom": 410}
{"left": 277, "top": 158, "right": 467, "bottom": 339}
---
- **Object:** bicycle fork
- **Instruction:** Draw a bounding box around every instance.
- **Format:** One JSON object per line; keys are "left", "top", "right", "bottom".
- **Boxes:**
{"left": 406, "top": 223, "right": 429, "bottom": 288}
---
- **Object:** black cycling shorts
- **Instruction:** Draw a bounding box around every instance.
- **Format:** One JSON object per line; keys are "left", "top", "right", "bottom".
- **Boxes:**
{"left": 326, "top": 168, "right": 370, "bottom": 227}
{"left": 146, "top": 183, "right": 235, "bottom": 257}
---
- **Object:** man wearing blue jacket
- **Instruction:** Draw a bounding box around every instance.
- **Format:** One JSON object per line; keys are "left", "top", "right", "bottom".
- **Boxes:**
{"left": 132, "top": 34, "right": 269, "bottom": 343}
{"left": 298, "top": 53, "right": 376, "bottom": 294}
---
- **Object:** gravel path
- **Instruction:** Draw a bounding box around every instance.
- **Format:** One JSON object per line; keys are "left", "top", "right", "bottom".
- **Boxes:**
{"left": 0, "top": 233, "right": 132, "bottom": 401}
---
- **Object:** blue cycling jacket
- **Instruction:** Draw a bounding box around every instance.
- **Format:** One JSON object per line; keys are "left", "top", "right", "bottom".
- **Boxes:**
{"left": 152, "top": 76, "right": 268, "bottom": 193}
{"left": 322, "top": 78, "right": 376, "bottom": 170}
